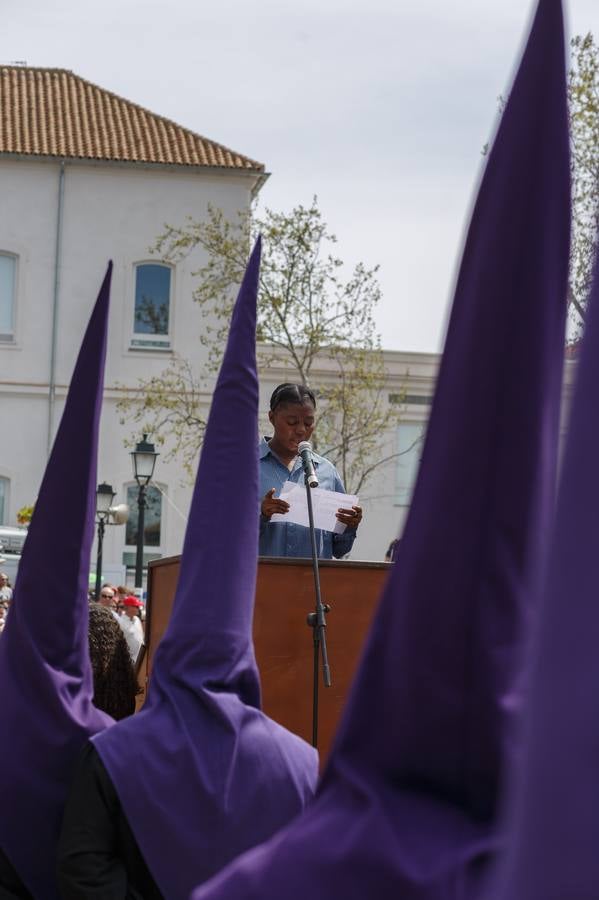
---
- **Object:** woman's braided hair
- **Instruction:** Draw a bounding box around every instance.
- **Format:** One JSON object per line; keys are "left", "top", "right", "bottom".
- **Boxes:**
{"left": 88, "top": 603, "right": 138, "bottom": 720}
{"left": 269, "top": 383, "right": 316, "bottom": 411}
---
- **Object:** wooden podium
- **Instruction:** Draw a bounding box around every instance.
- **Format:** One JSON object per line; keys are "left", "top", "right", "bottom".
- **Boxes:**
{"left": 140, "top": 556, "right": 390, "bottom": 762}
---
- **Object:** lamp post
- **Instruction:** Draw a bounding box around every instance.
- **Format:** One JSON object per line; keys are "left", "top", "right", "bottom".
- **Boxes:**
{"left": 94, "top": 482, "right": 115, "bottom": 602}
{"left": 131, "top": 434, "right": 158, "bottom": 592}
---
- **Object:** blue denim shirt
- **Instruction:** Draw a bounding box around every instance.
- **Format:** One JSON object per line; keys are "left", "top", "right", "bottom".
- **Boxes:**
{"left": 259, "top": 437, "right": 357, "bottom": 559}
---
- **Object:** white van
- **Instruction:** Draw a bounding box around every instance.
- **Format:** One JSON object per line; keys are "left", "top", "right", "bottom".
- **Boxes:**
{"left": 0, "top": 526, "right": 28, "bottom": 587}
{"left": 0, "top": 526, "right": 28, "bottom": 556}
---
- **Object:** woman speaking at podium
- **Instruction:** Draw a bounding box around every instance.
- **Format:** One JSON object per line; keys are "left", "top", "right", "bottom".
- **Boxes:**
{"left": 259, "top": 383, "right": 362, "bottom": 559}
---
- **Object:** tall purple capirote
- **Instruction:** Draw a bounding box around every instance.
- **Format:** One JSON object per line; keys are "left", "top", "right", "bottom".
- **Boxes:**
{"left": 0, "top": 263, "right": 113, "bottom": 899}
{"left": 488, "top": 257, "right": 599, "bottom": 898}
{"left": 93, "top": 238, "right": 318, "bottom": 900}
{"left": 190, "top": 1, "right": 570, "bottom": 898}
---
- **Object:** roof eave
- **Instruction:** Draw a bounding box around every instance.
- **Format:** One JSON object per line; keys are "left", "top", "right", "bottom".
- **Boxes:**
{"left": 0, "top": 152, "right": 268, "bottom": 185}
{"left": 251, "top": 170, "right": 270, "bottom": 199}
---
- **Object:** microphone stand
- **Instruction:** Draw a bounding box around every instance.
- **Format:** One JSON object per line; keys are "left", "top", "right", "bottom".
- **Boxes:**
{"left": 304, "top": 473, "right": 332, "bottom": 749}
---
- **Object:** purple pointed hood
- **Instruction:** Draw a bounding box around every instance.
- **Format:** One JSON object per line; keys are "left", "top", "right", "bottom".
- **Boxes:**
{"left": 190, "top": 2, "right": 570, "bottom": 898}
{"left": 489, "top": 255, "right": 599, "bottom": 898}
{"left": 0, "top": 263, "right": 113, "bottom": 899}
{"left": 93, "top": 238, "right": 318, "bottom": 900}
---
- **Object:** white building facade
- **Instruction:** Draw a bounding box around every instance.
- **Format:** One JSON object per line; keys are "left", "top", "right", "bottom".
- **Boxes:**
{"left": 0, "top": 66, "right": 266, "bottom": 585}
{"left": 2, "top": 66, "right": 574, "bottom": 583}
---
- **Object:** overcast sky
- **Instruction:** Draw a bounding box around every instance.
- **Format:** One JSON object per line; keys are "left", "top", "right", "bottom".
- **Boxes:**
{"left": 3, "top": 0, "right": 599, "bottom": 351}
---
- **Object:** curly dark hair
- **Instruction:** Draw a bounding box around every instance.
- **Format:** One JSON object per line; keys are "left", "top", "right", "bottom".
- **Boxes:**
{"left": 88, "top": 603, "right": 138, "bottom": 720}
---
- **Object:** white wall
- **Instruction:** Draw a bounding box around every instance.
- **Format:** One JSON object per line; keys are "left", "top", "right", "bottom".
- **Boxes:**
{"left": 0, "top": 156, "right": 258, "bottom": 582}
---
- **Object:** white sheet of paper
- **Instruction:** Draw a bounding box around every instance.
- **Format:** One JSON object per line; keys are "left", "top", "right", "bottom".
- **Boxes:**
{"left": 270, "top": 481, "right": 359, "bottom": 534}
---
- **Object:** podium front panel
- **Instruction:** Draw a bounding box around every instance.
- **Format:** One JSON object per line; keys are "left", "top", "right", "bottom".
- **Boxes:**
{"left": 142, "top": 556, "right": 389, "bottom": 762}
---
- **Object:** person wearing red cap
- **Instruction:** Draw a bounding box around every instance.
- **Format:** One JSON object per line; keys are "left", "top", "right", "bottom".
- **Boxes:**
{"left": 119, "top": 596, "right": 144, "bottom": 664}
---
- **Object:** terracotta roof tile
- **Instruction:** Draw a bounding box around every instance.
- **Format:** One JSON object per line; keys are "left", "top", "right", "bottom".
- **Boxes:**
{"left": 0, "top": 66, "right": 264, "bottom": 172}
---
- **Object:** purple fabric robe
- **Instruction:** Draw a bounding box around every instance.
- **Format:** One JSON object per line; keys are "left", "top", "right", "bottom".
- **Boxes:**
{"left": 92, "top": 238, "right": 318, "bottom": 900}
{"left": 487, "top": 260, "right": 599, "bottom": 898}
{"left": 0, "top": 263, "right": 114, "bottom": 899}
{"left": 190, "top": 1, "right": 570, "bottom": 897}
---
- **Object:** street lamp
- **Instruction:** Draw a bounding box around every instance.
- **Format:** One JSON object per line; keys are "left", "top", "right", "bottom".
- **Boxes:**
{"left": 94, "top": 482, "right": 115, "bottom": 602}
{"left": 131, "top": 434, "right": 158, "bottom": 591}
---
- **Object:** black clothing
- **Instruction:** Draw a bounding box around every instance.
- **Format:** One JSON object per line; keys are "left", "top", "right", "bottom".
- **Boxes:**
{"left": 57, "top": 743, "right": 162, "bottom": 900}
{"left": 0, "top": 847, "right": 33, "bottom": 899}
{"left": 385, "top": 539, "right": 399, "bottom": 562}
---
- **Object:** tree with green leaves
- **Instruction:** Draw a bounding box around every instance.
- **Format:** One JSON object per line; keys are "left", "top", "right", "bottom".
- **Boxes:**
{"left": 483, "top": 34, "right": 598, "bottom": 332}
{"left": 568, "top": 33, "right": 599, "bottom": 332}
{"left": 118, "top": 199, "right": 403, "bottom": 493}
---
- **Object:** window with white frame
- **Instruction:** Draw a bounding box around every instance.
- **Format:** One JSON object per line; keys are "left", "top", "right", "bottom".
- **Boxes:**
{"left": 395, "top": 423, "right": 424, "bottom": 506}
{"left": 0, "top": 254, "right": 16, "bottom": 342}
{"left": 0, "top": 477, "right": 8, "bottom": 524}
{"left": 131, "top": 263, "right": 172, "bottom": 349}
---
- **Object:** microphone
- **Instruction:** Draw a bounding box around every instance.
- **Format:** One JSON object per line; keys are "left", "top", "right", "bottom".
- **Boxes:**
{"left": 298, "top": 441, "right": 319, "bottom": 488}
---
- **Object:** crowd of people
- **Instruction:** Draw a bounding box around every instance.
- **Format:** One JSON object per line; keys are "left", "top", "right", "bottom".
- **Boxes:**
{"left": 92, "top": 584, "right": 145, "bottom": 664}
{"left": 0, "top": 573, "right": 12, "bottom": 634}
{"left": 0, "top": 574, "right": 145, "bottom": 665}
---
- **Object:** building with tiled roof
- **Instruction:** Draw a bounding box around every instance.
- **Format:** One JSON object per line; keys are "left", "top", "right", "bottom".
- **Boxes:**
{"left": 0, "top": 65, "right": 270, "bottom": 584}
{"left": 0, "top": 65, "right": 580, "bottom": 581}
{"left": 0, "top": 66, "right": 265, "bottom": 174}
